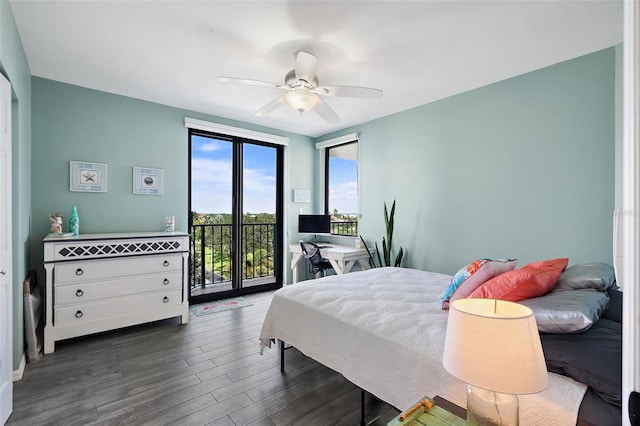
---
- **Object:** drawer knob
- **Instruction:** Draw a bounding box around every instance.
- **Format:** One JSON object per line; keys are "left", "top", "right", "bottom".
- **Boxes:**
{"left": 163, "top": 296, "right": 169, "bottom": 303}
{"left": 75, "top": 310, "right": 83, "bottom": 319}
{"left": 163, "top": 278, "right": 170, "bottom": 285}
{"left": 75, "top": 268, "right": 84, "bottom": 276}
{"left": 163, "top": 260, "right": 170, "bottom": 267}
{"left": 76, "top": 289, "right": 84, "bottom": 297}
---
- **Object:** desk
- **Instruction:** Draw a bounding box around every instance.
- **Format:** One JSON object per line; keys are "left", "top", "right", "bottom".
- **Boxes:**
{"left": 289, "top": 243, "right": 371, "bottom": 283}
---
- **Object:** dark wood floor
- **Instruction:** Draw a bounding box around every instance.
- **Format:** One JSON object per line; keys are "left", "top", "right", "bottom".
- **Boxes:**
{"left": 7, "top": 291, "right": 398, "bottom": 426}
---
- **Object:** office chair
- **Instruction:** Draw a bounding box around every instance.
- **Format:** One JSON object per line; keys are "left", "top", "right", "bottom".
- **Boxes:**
{"left": 300, "top": 242, "right": 334, "bottom": 278}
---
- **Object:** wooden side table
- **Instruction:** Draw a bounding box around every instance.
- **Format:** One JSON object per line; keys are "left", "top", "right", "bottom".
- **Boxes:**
{"left": 388, "top": 396, "right": 466, "bottom": 425}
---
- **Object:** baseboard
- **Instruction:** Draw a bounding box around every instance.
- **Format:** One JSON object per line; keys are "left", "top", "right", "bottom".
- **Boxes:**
{"left": 12, "top": 352, "right": 26, "bottom": 382}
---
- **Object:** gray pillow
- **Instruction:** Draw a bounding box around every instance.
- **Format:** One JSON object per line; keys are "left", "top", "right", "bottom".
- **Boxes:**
{"left": 520, "top": 289, "right": 610, "bottom": 333}
{"left": 602, "top": 288, "right": 623, "bottom": 323}
{"left": 554, "top": 262, "right": 616, "bottom": 292}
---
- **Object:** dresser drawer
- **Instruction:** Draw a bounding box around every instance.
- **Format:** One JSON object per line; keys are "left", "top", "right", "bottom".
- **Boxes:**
{"left": 55, "top": 272, "right": 183, "bottom": 306}
{"left": 54, "top": 290, "right": 182, "bottom": 327}
{"left": 54, "top": 254, "right": 182, "bottom": 285}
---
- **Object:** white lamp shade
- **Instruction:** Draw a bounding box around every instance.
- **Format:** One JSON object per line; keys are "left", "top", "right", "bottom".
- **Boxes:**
{"left": 442, "top": 298, "right": 549, "bottom": 395}
{"left": 284, "top": 89, "right": 319, "bottom": 113}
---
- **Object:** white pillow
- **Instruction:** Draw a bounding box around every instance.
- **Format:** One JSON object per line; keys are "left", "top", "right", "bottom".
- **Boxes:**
{"left": 519, "top": 289, "right": 610, "bottom": 334}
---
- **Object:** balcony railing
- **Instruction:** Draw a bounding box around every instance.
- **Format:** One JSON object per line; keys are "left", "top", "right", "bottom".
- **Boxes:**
{"left": 190, "top": 222, "right": 276, "bottom": 288}
{"left": 190, "top": 218, "right": 358, "bottom": 289}
{"left": 330, "top": 220, "right": 358, "bottom": 236}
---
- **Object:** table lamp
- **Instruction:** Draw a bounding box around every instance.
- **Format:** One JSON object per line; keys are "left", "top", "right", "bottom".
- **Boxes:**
{"left": 442, "top": 298, "right": 548, "bottom": 426}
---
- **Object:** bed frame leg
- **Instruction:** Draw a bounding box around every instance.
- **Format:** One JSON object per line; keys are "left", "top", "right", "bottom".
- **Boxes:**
{"left": 279, "top": 339, "right": 285, "bottom": 373}
{"left": 361, "top": 388, "right": 366, "bottom": 426}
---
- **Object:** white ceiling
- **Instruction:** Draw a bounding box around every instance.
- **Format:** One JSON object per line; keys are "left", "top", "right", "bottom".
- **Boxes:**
{"left": 9, "top": 0, "right": 623, "bottom": 138}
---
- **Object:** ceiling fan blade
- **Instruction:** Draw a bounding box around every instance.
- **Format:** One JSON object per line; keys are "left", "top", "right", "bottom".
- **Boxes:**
{"left": 294, "top": 51, "right": 318, "bottom": 83}
{"left": 315, "top": 85, "right": 383, "bottom": 99}
{"left": 255, "top": 96, "right": 286, "bottom": 117}
{"left": 218, "top": 76, "right": 285, "bottom": 89}
{"left": 314, "top": 98, "right": 339, "bottom": 123}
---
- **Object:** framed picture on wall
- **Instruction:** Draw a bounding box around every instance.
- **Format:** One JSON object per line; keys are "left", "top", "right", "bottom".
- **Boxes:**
{"left": 133, "top": 166, "right": 164, "bottom": 195}
{"left": 69, "top": 161, "right": 108, "bottom": 192}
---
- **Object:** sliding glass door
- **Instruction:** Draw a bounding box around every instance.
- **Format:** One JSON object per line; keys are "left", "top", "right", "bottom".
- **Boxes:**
{"left": 189, "top": 129, "right": 283, "bottom": 303}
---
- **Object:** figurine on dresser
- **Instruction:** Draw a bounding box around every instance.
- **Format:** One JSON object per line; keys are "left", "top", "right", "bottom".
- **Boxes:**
{"left": 49, "top": 213, "right": 63, "bottom": 234}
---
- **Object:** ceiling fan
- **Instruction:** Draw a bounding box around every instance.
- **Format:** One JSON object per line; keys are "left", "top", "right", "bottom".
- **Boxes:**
{"left": 218, "top": 51, "right": 383, "bottom": 123}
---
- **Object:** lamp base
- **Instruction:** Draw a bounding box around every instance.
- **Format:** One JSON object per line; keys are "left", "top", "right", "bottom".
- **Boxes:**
{"left": 466, "top": 385, "right": 518, "bottom": 426}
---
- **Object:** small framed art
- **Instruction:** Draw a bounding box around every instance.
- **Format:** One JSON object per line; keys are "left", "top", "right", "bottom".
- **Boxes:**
{"left": 293, "top": 189, "right": 311, "bottom": 203}
{"left": 70, "top": 161, "right": 108, "bottom": 192}
{"left": 133, "top": 166, "right": 164, "bottom": 195}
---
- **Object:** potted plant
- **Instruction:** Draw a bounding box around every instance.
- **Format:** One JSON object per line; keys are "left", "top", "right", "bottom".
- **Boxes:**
{"left": 360, "top": 199, "right": 404, "bottom": 267}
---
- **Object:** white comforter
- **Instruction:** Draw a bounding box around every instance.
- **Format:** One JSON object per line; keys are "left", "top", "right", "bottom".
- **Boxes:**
{"left": 259, "top": 267, "right": 587, "bottom": 426}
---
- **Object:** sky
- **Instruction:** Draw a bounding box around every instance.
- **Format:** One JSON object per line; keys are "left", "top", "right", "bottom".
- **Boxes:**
{"left": 328, "top": 157, "right": 358, "bottom": 214}
{"left": 191, "top": 135, "right": 357, "bottom": 215}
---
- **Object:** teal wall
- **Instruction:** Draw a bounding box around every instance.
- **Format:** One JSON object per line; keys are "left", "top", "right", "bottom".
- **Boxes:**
{"left": 31, "top": 77, "right": 314, "bottom": 286}
{"left": 1, "top": 0, "right": 32, "bottom": 371}
{"left": 322, "top": 47, "right": 616, "bottom": 275}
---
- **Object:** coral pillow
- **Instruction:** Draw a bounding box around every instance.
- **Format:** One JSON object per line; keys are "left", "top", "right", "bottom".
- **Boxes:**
{"left": 440, "top": 258, "right": 517, "bottom": 309}
{"left": 468, "top": 258, "right": 569, "bottom": 302}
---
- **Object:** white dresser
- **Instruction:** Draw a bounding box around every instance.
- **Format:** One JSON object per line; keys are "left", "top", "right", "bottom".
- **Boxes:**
{"left": 43, "top": 232, "right": 190, "bottom": 354}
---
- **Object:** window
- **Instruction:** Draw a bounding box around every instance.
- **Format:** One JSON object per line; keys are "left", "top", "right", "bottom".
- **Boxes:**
{"left": 324, "top": 140, "right": 358, "bottom": 236}
{"left": 187, "top": 122, "right": 285, "bottom": 304}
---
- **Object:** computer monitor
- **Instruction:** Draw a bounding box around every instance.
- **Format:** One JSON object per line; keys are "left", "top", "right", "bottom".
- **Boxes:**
{"left": 298, "top": 214, "right": 331, "bottom": 234}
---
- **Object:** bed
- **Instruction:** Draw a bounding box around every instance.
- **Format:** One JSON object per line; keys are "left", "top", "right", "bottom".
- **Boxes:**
{"left": 540, "top": 287, "right": 622, "bottom": 426}
{"left": 259, "top": 265, "right": 622, "bottom": 425}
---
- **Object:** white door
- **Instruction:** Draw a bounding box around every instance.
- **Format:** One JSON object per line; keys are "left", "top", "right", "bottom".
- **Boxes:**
{"left": 0, "top": 73, "right": 13, "bottom": 425}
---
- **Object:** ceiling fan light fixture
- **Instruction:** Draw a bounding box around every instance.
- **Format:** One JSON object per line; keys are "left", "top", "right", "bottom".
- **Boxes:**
{"left": 219, "top": 51, "right": 380, "bottom": 123}
{"left": 284, "top": 89, "right": 319, "bottom": 114}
